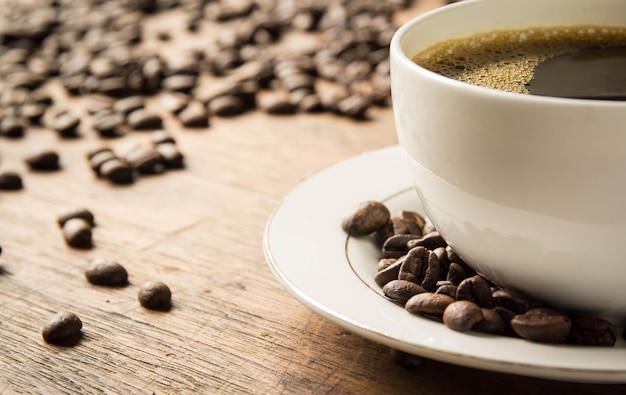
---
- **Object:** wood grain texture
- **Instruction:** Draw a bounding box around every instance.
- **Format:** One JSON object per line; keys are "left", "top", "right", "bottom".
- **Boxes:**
{"left": 1, "top": 1, "right": 625, "bottom": 394}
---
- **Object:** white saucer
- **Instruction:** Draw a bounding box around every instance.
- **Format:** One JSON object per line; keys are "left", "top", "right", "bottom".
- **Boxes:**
{"left": 263, "top": 145, "right": 626, "bottom": 383}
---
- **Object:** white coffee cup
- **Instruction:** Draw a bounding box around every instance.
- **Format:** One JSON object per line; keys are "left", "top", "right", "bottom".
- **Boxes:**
{"left": 390, "top": 0, "right": 626, "bottom": 318}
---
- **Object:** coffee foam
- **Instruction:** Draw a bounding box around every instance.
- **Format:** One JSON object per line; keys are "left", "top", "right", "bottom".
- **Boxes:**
{"left": 412, "top": 25, "right": 626, "bottom": 94}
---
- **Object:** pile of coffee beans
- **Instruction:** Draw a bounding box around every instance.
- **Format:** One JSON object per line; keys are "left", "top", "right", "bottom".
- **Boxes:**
{"left": 341, "top": 200, "right": 620, "bottom": 346}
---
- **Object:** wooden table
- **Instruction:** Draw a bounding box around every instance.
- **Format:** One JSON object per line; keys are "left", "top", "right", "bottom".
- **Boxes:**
{"left": 1, "top": 1, "right": 625, "bottom": 394}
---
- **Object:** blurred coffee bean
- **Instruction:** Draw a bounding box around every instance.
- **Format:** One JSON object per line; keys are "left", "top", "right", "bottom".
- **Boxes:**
{"left": 25, "top": 149, "right": 60, "bottom": 171}
{"left": 138, "top": 281, "right": 172, "bottom": 310}
{"left": 207, "top": 95, "right": 247, "bottom": 117}
{"left": 155, "top": 142, "right": 184, "bottom": 169}
{"left": 0, "top": 171, "right": 23, "bottom": 190}
{"left": 114, "top": 96, "right": 145, "bottom": 116}
{"left": 99, "top": 158, "right": 135, "bottom": 184}
{"left": 51, "top": 111, "right": 81, "bottom": 138}
{"left": 127, "top": 108, "right": 163, "bottom": 130}
{"left": 259, "top": 91, "right": 295, "bottom": 114}
{"left": 178, "top": 100, "right": 209, "bottom": 127}
{"left": 162, "top": 74, "right": 197, "bottom": 93}
{"left": 0, "top": 115, "right": 26, "bottom": 138}
{"left": 85, "top": 259, "right": 128, "bottom": 287}
{"left": 511, "top": 308, "right": 572, "bottom": 343}
{"left": 62, "top": 218, "right": 93, "bottom": 249}
{"left": 569, "top": 316, "right": 617, "bottom": 347}
{"left": 57, "top": 207, "right": 95, "bottom": 228}
{"left": 123, "top": 144, "right": 164, "bottom": 174}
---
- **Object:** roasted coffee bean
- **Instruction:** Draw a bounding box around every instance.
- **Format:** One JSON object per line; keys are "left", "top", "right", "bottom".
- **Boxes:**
{"left": 207, "top": 95, "right": 247, "bottom": 117}
{"left": 421, "top": 250, "right": 442, "bottom": 291}
{"left": 569, "top": 316, "right": 617, "bottom": 347}
{"left": 138, "top": 281, "right": 172, "bottom": 310}
{"left": 511, "top": 308, "right": 572, "bottom": 343}
{"left": 98, "top": 77, "right": 133, "bottom": 97}
{"left": 341, "top": 200, "right": 390, "bottom": 236}
{"left": 398, "top": 246, "right": 429, "bottom": 284}
{"left": 124, "top": 144, "right": 164, "bottom": 174}
{"left": 20, "top": 103, "right": 47, "bottom": 124}
{"left": 89, "top": 149, "right": 118, "bottom": 177}
{"left": 92, "top": 110, "right": 125, "bottom": 138}
{"left": 162, "top": 74, "right": 198, "bottom": 93}
{"left": 151, "top": 130, "right": 177, "bottom": 146}
{"left": 457, "top": 275, "right": 494, "bottom": 309}
{"left": 374, "top": 255, "right": 404, "bottom": 287}
{"left": 62, "top": 218, "right": 93, "bottom": 249}
{"left": 432, "top": 247, "right": 449, "bottom": 272}
{"left": 127, "top": 109, "right": 163, "bottom": 130}
{"left": 25, "top": 149, "right": 60, "bottom": 171}
{"left": 435, "top": 282, "right": 458, "bottom": 299}
{"left": 381, "top": 234, "right": 420, "bottom": 259}
{"left": 155, "top": 143, "right": 185, "bottom": 169}
{"left": 396, "top": 210, "right": 426, "bottom": 236}
{"left": 99, "top": 158, "right": 135, "bottom": 185}
{"left": 443, "top": 300, "right": 484, "bottom": 332}
{"left": 0, "top": 171, "right": 23, "bottom": 190}
{"left": 41, "top": 312, "right": 82, "bottom": 345}
{"left": 377, "top": 257, "right": 397, "bottom": 272}
{"left": 259, "top": 91, "right": 296, "bottom": 114}
{"left": 178, "top": 100, "right": 209, "bottom": 127}
{"left": 406, "top": 292, "right": 455, "bottom": 318}
{"left": 446, "top": 262, "right": 465, "bottom": 285}
{"left": 85, "top": 259, "right": 128, "bottom": 287}
{"left": 407, "top": 231, "right": 447, "bottom": 250}
{"left": 383, "top": 279, "right": 426, "bottom": 306}
{"left": 336, "top": 94, "right": 369, "bottom": 119}
{"left": 473, "top": 308, "right": 506, "bottom": 335}
{"left": 57, "top": 208, "right": 95, "bottom": 228}
{"left": 373, "top": 220, "right": 394, "bottom": 246}
{"left": 492, "top": 288, "right": 530, "bottom": 314}
{"left": 0, "top": 115, "right": 26, "bottom": 138}
{"left": 297, "top": 93, "right": 324, "bottom": 113}
{"left": 160, "top": 93, "right": 189, "bottom": 114}
{"left": 51, "top": 112, "right": 81, "bottom": 138}
{"left": 113, "top": 96, "right": 145, "bottom": 116}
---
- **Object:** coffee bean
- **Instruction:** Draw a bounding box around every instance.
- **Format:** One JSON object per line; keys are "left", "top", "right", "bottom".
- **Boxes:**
{"left": 0, "top": 171, "right": 23, "bottom": 190}
{"left": 57, "top": 208, "right": 95, "bottom": 228}
{"left": 89, "top": 149, "right": 118, "bottom": 177}
{"left": 162, "top": 74, "right": 198, "bottom": 93}
{"left": 25, "top": 149, "right": 60, "bottom": 171}
{"left": 473, "top": 308, "right": 506, "bottom": 335}
{"left": 398, "top": 246, "right": 429, "bottom": 284}
{"left": 446, "top": 262, "right": 466, "bottom": 285}
{"left": 336, "top": 94, "right": 369, "bottom": 119}
{"left": 406, "top": 231, "right": 447, "bottom": 250}
{"left": 259, "top": 91, "right": 296, "bottom": 114}
{"left": 127, "top": 109, "right": 163, "bottom": 130}
{"left": 138, "top": 281, "right": 172, "bottom": 310}
{"left": 151, "top": 130, "right": 177, "bottom": 146}
{"left": 155, "top": 143, "right": 185, "bottom": 169}
{"left": 41, "top": 312, "right": 82, "bottom": 345}
{"left": 434, "top": 283, "right": 458, "bottom": 299}
{"left": 113, "top": 96, "right": 145, "bottom": 116}
{"left": 406, "top": 292, "right": 455, "bottom": 318}
{"left": 297, "top": 93, "right": 324, "bottom": 113}
{"left": 99, "top": 158, "right": 135, "bottom": 185}
{"left": 381, "top": 234, "right": 421, "bottom": 259}
{"left": 443, "top": 300, "right": 484, "bottom": 332}
{"left": 341, "top": 200, "right": 390, "bottom": 236}
{"left": 510, "top": 309, "right": 572, "bottom": 343}
{"left": 377, "top": 257, "right": 397, "bottom": 272}
{"left": 159, "top": 92, "right": 189, "bottom": 114}
{"left": 51, "top": 111, "right": 81, "bottom": 138}
{"left": 178, "top": 100, "right": 209, "bottom": 127}
{"left": 456, "top": 275, "right": 494, "bottom": 309}
{"left": 92, "top": 110, "right": 125, "bottom": 138}
{"left": 207, "top": 95, "right": 247, "bottom": 117}
{"left": 492, "top": 288, "right": 530, "bottom": 314}
{"left": 569, "top": 316, "right": 617, "bottom": 347}
{"left": 374, "top": 255, "right": 404, "bottom": 287}
{"left": 62, "top": 218, "right": 93, "bottom": 249}
{"left": 383, "top": 279, "right": 426, "bottom": 306}
{"left": 0, "top": 115, "right": 26, "bottom": 138}
{"left": 85, "top": 259, "right": 128, "bottom": 287}
{"left": 124, "top": 144, "right": 164, "bottom": 175}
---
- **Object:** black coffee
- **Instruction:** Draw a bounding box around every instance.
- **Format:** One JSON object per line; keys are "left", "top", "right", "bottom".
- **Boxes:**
{"left": 412, "top": 25, "right": 626, "bottom": 100}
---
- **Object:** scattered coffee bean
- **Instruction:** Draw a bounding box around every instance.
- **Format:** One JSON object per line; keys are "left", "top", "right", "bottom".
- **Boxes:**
{"left": 0, "top": 171, "right": 23, "bottom": 190}
{"left": 138, "top": 281, "right": 172, "bottom": 310}
{"left": 207, "top": 95, "right": 247, "bottom": 117}
{"left": 127, "top": 108, "right": 163, "bottom": 130}
{"left": 510, "top": 308, "right": 572, "bottom": 343}
{"left": 89, "top": 149, "right": 118, "bottom": 177}
{"left": 155, "top": 143, "right": 185, "bottom": 169}
{"left": 41, "top": 312, "right": 82, "bottom": 345}
{"left": 569, "top": 316, "right": 617, "bottom": 347}
{"left": 259, "top": 91, "right": 296, "bottom": 114}
{"left": 51, "top": 111, "right": 81, "bottom": 138}
{"left": 151, "top": 130, "right": 177, "bottom": 146}
{"left": 57, "top": 207, "right": 95, "bottom": 228}
{"left": 113, "top": 96, "right": 145, "bottom": 116}
{"left": 25, "top": 149, "right": 60, "bottom": 171}
{"left": 85, "top": 259, "right": 128, "bottom": 287}
{"left": 124, "top": 144, "right": 165, "bottom": 174}
{"left": 341, "top": 200, "right": 390, "bottom": 236}
{"left": 406, "top": 292, "right": 455, "bottom": 318}
{"left": 443, "top": 300, "right": 484, "bottom": 332}
{"left": 178, "top": 100, "right": 209, "bottom": 127}
{"left": 62, "top": 218, "right": 93, "bottom": 249}
{"left": 383, "top": 279, "right": 426, "bottom": 306}
{"left": 99, "top": 158, "right": 136, "bottom": 185}
{"left": 0, "top": 115, "right": 26, "bottom": 138}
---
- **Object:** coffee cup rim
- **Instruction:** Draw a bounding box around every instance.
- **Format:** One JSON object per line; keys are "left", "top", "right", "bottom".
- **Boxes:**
{"left": 390, "top": 0, "right": 626, "bottom": 108}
